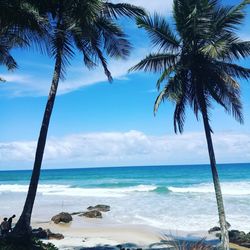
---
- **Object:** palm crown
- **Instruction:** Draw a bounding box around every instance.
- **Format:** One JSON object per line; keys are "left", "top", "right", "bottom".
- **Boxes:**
{"left": 38, "top": 0, "right": 145, "bottom": 81}
{"left": 0, "top": 0, "right": 47, "bottom": 73}
{"left": 131, "top": 0, "right": 250, "bottom": 133}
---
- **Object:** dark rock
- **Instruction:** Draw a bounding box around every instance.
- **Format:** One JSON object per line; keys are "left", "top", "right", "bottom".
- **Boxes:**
{"left": 31, "top": 227, "right": 64, "bottom": 240}
{"left": 87, "top": 204, "right": 110, "bottom": 212}
{"left": 79, "top": 210, "right": 102, "bottom": 218}
{"left": 208, "top": 226, "right": 221, "bottom": 233}
{"left": 51, "top": 212, "right": 73, "bottom": 224}
{"left": 31, "top": 227, "right": 48, "bottom": 239}
{"left": 229, "top": 230, "right": 245, "bottom": 240}
{"left": 228, "top": 229, "right": 250, "bottom": 247}
{"left": 70, "top": 211, "right": 84, "bottom": 215}
{"left": 241, "top": 242, "right": 250, "bottom": 248}
{"left": 46, "top": 229, "right": 64, "bottom": 240}
{"left": 208, "top": 222, "right": 231, "bottom": 234}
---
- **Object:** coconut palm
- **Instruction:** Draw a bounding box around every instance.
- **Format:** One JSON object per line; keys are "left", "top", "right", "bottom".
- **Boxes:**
{"left": 13, "top": 0, "right": 145, "bottom": 235}
{"left": 0, "top": 0, "right": 47, "bottom": 81}
{"left": 130, "top": 0, "right": 250, "bottom": 249}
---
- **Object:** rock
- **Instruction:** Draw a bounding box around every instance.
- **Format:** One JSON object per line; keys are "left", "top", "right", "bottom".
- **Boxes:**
{"left": 229, "top": 230, "right": 245, "bottom": 240}
{"left": 31, "top": 227, "right": 48, "bottom": 239}
{"left": 208, "top": 226, "right": 221, "bottom": 233}
{"left": 228, "top": 230, "right": 250, "bottom": 247}
{"left": 46, "top": 229, "right": 64, "bottom": 240}
{"left": 208, "top": 222, "right": 231, "bottom": 234}
{"left": 79, "top": 210, "right": 102, "bottom": 218}
{"left": 31, "top": 228, "right": 64, "bottom": 240}
{"left": 70, "top": 211, "right": 84, "bottom": 215}
{"left": 87, "top": 204, "right": 110, "bottom": 212}
{"left": 241, "top": 242, "right": 250, "bottom": 248}
{"left": 51, "top": 212, "right": 72, "bottom": 224}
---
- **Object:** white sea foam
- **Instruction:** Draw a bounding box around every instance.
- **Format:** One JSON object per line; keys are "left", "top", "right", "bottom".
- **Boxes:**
{"left": 168, "top": 182, "right": 250, "bottom": 195}
{"left": 0, "top": 184, "right": 157, "bottom": 197}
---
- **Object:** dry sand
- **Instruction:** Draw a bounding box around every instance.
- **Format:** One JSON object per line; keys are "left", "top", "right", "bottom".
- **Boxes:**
{"left": 31, "top": 215, "right": 218, "bottom": 250}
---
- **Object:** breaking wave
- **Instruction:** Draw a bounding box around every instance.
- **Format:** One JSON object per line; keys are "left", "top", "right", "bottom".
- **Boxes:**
{"left": 0, "top": 184, "right": 157, "bottom": 198}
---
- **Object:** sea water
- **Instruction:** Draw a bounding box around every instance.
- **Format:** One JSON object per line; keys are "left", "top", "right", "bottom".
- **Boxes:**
{"left": 0, "top": 163, "right": 249, "bottom": 232}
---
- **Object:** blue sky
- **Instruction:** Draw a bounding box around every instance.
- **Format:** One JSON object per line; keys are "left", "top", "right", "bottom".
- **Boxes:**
{"left": 0, "top": 0, "right": 250, "bottom": 170}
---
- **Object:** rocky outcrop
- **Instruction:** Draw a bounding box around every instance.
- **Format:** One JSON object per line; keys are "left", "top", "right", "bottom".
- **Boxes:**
{"left": 46, "top": 229, "right": 64, "bottom": 240}
{"left": 79, "top": 210, "right": 102, "bottom": 218}
{"left": 87, "top": 204, "right": 110, "bottom": 212}
{"left": 51, "top": 212, "right": 73, "bottom": 224}
{"left": 208, "top": 226, "right": 221, "bottom": 233}
{"left": 228, "top": 230, "right": 250, "bottom": 248}
{"left": 31, "top": 227, "right": 64, "bottom": 240}
{"left": 70, "top": 211, "right": 84, "bottom": 215}
{"left": 210, "top": 228, "right": 250, "bottom": 248}
{"left": 31, "top": 227, "right": 48, "bottom": 239}
{"left": 208, "top": 222, "right": 231, "bottom": 234}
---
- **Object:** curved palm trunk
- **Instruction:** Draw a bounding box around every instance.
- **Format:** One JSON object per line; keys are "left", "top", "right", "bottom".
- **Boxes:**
{"left": 201, "top": 111, "right": 229, "bottom": 250}
{"left": 13, "top": 53, "right": 62, "bottom": 236}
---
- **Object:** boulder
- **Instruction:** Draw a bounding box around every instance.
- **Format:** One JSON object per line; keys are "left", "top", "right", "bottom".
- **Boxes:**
{"left": 46, "top": 229, "right": 64, "bottom": 240}
{"left": 31, "top": 228, "right": 64, "bottom": 240}
{"left": 51, "top": 212, "right": 72, "bottom": 224}
{"left": 31, "top": 227, "right": 48, "bottom": 239}
{"left": 228, "top": 230, "right": 250, "bottom": 247}
{"left": 208, "top": 226, "right": 221, "bottom": 233}
{"left": 70, "top": 211, "right": 84, "bottom": 215}
{"left": 79, "top": 210, "right": 102, "bottom": 218}
{"left": 208, "top": 222, "right": 231, "bottom": 234}
{"left": 87, "top": 204, "right": 110, "bottom": 212}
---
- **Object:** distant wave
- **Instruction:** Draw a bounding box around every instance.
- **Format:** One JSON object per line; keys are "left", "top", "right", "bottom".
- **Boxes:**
{"left": 168, "top": 182, "right": 250, "bottom": 195}
{"left": 0, "top": 184, "right": 157, "bottom": 198}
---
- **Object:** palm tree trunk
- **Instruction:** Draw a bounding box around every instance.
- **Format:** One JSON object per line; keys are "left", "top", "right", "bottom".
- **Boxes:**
{"left": 201, "top": 111, "right": 229, "bottom": 250}
{"left": 13, "top": 53, "right": 62, "bottom": 236}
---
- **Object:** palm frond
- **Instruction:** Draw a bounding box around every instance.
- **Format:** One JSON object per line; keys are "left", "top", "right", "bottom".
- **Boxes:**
{"left": 129, "top": 53, "right": 178, "bottom": 73}
{"left": 156, "top": 66, "right": 175, "bottom": 90}
{"left": 136, "top": 14, "right": 180, "bottom": 52}
{"left": 103, "top": 2, "right": 145, "bottom": 19}
{"left": 173, "top": 94, "right": 187, "bottom": 134}
{"left": 96, "top": 17, "right": 132, "bottom": 59}
{"left": 215, "top": 61, "right": 250, "bottom": 79}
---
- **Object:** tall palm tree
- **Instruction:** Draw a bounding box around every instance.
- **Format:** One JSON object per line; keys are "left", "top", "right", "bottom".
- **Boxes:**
{"left": 130, "top": 0, "right": 250, "bottom": 249}
{"left": 0, "top": 0, "right": 47, "bottom": 81}
{"left": 13, "top": 0, "right": 145, "bottom": 236}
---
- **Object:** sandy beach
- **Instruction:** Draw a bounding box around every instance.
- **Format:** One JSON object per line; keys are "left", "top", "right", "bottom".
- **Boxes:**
{"left": 30, "top": 215, "right": 218, "bottom": 250}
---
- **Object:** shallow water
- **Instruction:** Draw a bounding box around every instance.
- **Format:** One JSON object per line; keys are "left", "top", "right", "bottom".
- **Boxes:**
{"left": 0, "top": 163, "right": 249, "bottom": 232}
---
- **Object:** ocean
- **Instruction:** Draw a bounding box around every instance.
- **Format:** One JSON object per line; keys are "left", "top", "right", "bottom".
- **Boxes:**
{"left": 0, "top": 163, "right": 249, "bottom": 232}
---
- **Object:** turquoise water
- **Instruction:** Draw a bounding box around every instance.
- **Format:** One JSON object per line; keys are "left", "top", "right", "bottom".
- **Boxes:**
{"left": 0, "top": 163, "right": 249, "bottom": 231}
{"left": 1, "top": 163, "right": 249, "bottom": 186}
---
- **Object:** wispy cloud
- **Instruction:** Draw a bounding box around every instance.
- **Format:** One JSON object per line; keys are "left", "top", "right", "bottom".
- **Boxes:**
{"left": 1, "top": 130, "right": 249, "bottom": 169}
{"left": 0, "top": 48, "right": 147, "bottom": 97}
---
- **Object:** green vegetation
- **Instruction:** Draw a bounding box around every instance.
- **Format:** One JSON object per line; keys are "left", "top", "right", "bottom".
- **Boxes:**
{"left": 0, "top": 0, "right": 47, "bottom": 81}
{"left": 131, "top": 0, "right": 250, "bottom": 249}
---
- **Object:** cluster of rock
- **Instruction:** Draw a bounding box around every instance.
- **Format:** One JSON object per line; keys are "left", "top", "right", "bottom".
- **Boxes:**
{"left": 229, "top": 230, "right": 250, "bottom": 248}
{"left": 39, "top": 204, "right": 110, "bottom": 242}
{"left": 31, "top": 227, "right": 64, "bottom": 240}
{"left": 51, "top": 212, "right": 73, "bottom": 224}
{"left": 70, "top": 204, "right": 111, "bottom": 219}
{"left": 50, "top": 204, "right": 110, "bottom": 224}
{"left": 209, "top": 226, "right": 250, "bottom": 248}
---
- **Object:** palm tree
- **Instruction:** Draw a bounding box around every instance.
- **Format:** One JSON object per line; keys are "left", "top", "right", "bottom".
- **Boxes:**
{"left": 13, "top": 0, "right": 145, "bottom": 236}
{"left": 130, "top": 0, "right": 250, "bottom": 249}
{"left": 0, "top": 0, "right": 47, "bottom": 81}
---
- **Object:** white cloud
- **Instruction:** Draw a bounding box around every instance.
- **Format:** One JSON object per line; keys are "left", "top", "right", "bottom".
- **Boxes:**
{"left": 0, "top": 74, "right": 32, "bottom": 83}
{"left": 0, "top": 130, "right": 249, "bottom": 169}
{"left": 0, "top": 48, "right": 147, "bottom": 97}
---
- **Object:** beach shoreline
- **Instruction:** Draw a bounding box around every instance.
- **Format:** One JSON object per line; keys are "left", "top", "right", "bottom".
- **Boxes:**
{"left": 31, "top": 215, "right": 219, "bottom": 250}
